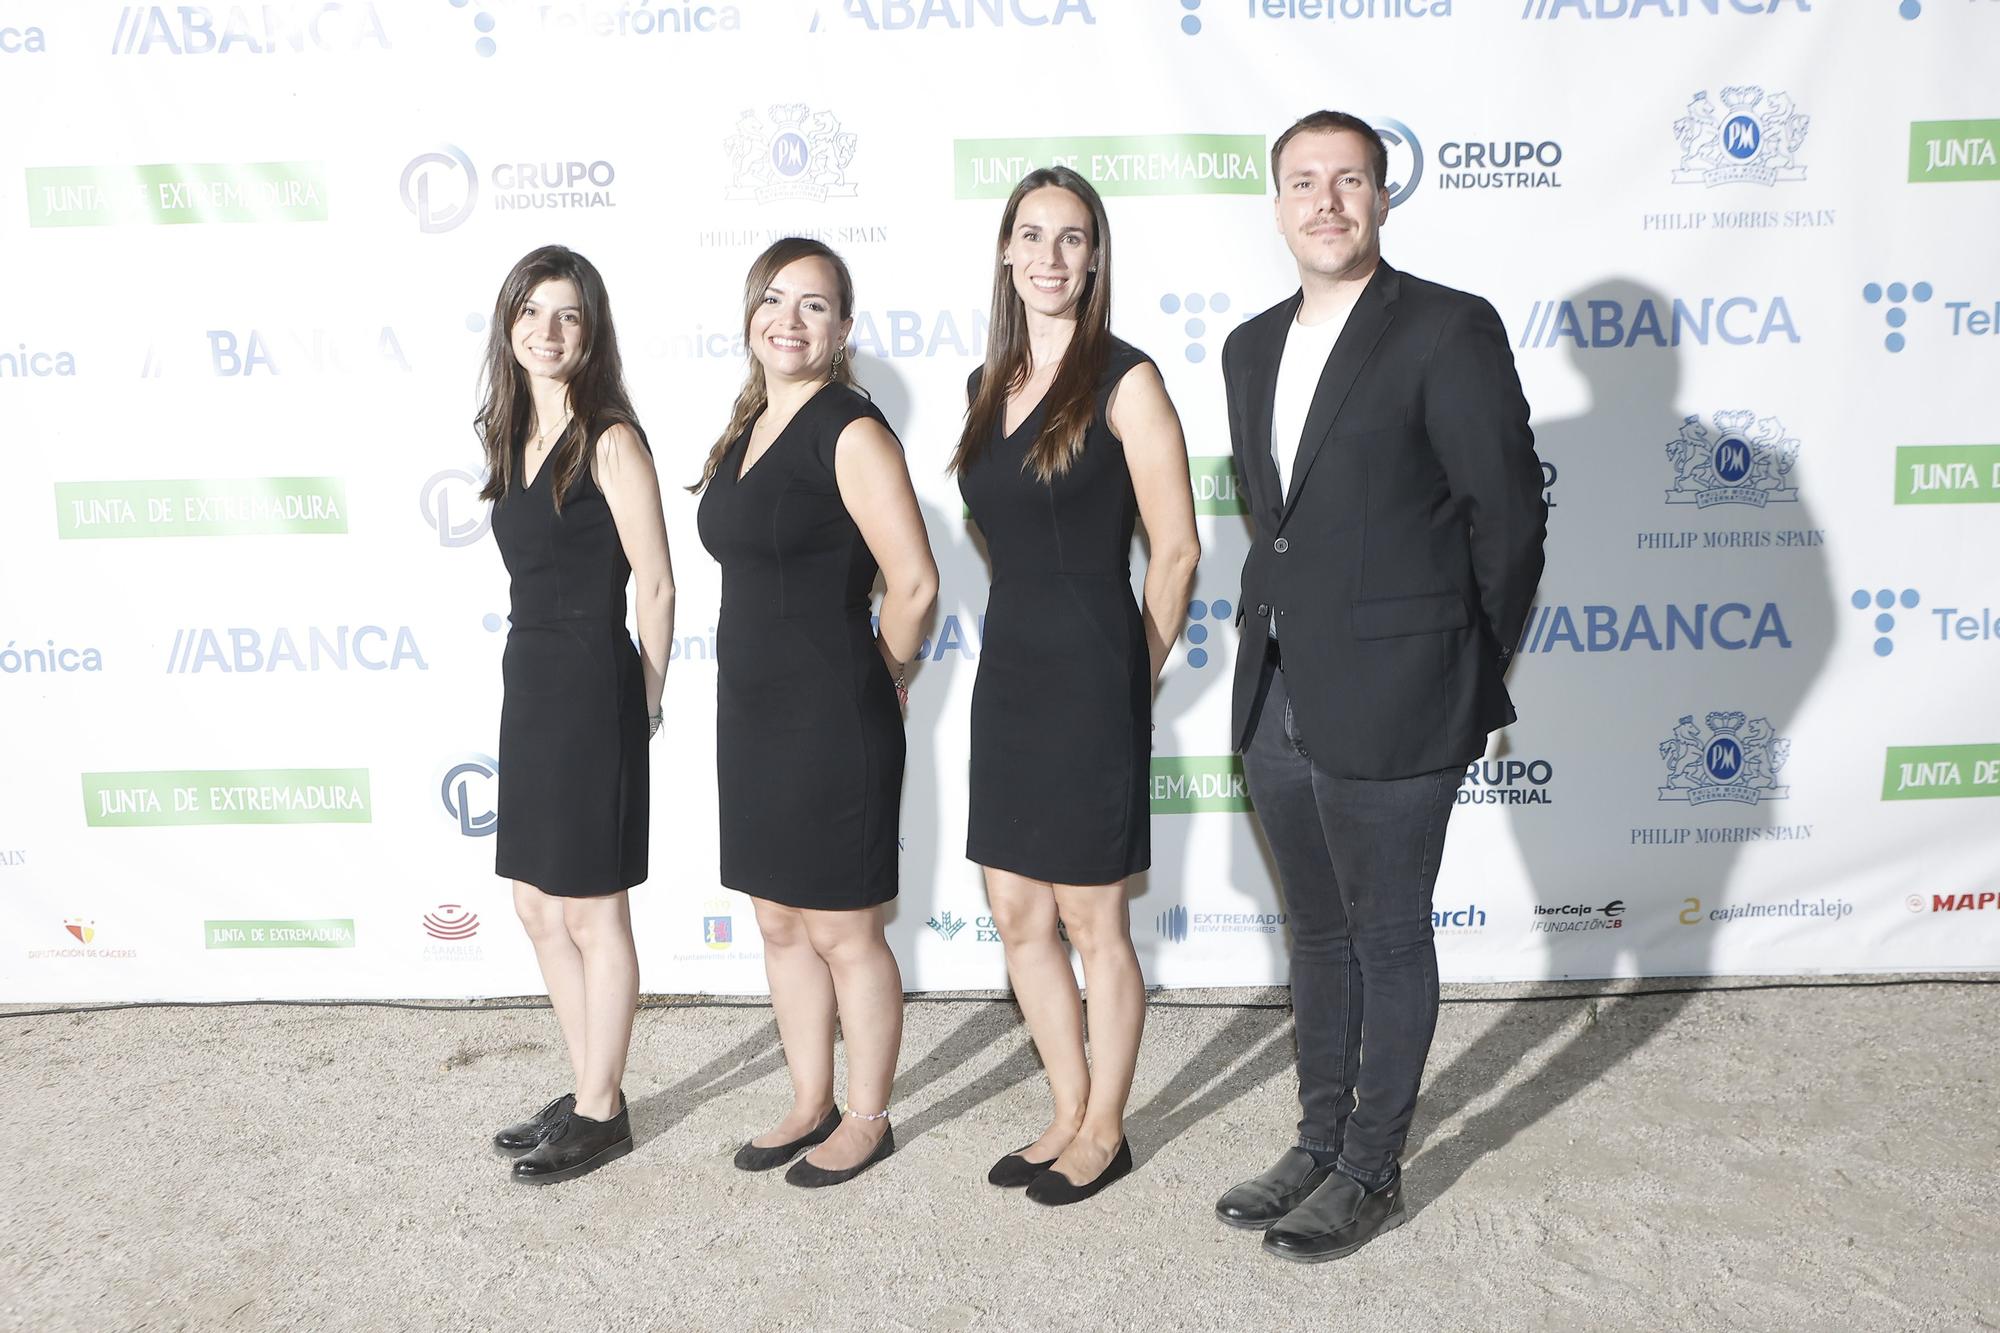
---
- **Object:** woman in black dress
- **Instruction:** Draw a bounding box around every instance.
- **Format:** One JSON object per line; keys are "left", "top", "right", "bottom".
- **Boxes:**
{"left": 954, "top": 169, "right": 1200, "bottom": 1204}
{"left": 694, "top": 238, "right": 938, "bottom": 1187}
{"left": 478, "top": 246, "right": 675, "bottom": 1185}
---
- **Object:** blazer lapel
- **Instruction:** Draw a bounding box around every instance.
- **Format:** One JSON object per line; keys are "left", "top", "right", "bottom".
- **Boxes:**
{"left": 1240, "top": 292, "right": 1299, "bottom": 530}
{"left": 1280, "top": 263, "right": 1401, "bottom": 526}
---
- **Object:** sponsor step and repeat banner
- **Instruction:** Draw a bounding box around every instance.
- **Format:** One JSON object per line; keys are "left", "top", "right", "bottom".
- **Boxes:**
{"left": 2, "top": 0, "right": 1995, "bottom": 1002}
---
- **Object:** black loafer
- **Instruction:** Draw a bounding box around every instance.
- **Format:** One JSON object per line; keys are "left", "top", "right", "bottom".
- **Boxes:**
{"left": 1262, "top": 1171, "right": 1405, "bottom": 1263}
{"left": 987, "top": 1144, "right": 1057, "bottom": 1188}
{"left": 1024, "top": 1138, "right": 1132, "bottom": 1207}
{"left": 734, "top": 1106, "right": 841, "bottom": 1172}
{"left": 511, "top": 1095, "right": 632, "bottom": 1186}
{"left": 491, "top": 1092, "right": 575, "bottom": 1157}
{"left": 1214, "top": 1147, "right": 1335, "bottom": 1230}
{"left": 785, "top": 1124, "right": 895, "bottom": 1189}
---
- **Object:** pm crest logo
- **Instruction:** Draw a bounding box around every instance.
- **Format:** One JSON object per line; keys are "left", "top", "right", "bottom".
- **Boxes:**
{"left": 1673, "top": 87, "right": 1808, "bottom": 187}
{"left": 1664, "top": 411, "right": 1798, "bottom": 508}
{"left": 725, "top": 105, "right": 857, "bottom": 203}
{"left": 1657, "top": 712, "right": 1790, "bottom": 805}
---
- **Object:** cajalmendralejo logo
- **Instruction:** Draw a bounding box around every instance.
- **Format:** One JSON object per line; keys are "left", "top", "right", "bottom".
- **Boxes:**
{"left": 1657, "top": 712, "right": 1790, "bottom": 805}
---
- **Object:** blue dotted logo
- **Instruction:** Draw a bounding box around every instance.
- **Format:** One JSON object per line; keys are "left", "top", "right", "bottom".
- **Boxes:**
{"left": 448, "top": 0, "right": 497, "bottom": 55}
{"left": 1185, "top": 597, "right": 1233, "bottom": 669}
{"left": 1851, "top": 587, "right": 1920, "bottom": 656}
{"left": 1862, "top": 280, "right": 1933, "bottom": 353}
{"left": 1161, "top": 291, "right": 1231, "bottom": 363}
{"left": 1178, "top": 0, "right": 1203, "bottom": 35}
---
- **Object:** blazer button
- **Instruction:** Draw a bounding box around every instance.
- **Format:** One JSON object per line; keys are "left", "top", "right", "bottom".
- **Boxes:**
{"left": 1273, "top": 537, "right": 1290, "bottom": 554}
{"left": 1256, "top": 603, "right": 1270, "bottom": 617}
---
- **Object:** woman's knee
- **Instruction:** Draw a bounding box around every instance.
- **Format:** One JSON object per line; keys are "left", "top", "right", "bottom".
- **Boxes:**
{"left": 513, "top": 883, "right": 568, "bottom": 944}
{"left": 753, "top": 900, "right": 809, "bottom": 952}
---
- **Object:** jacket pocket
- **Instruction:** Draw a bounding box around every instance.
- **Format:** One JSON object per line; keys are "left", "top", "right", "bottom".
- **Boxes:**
{"left": 1350, "top": 590, "right": 1470, "bottom": 641}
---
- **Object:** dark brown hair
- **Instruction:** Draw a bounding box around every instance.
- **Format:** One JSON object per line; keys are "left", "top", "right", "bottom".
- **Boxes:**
{"left": 950, "top": 166, "right": 1113, "bottom": 483}
{"left": 689, "top": 237, "right": 860, "bottom": 494}
{"left": 1270, "top": 111, "right": 1388, "bottom": 192}
{"left": 475, "top": 245, "right": 642, "bottom": 512}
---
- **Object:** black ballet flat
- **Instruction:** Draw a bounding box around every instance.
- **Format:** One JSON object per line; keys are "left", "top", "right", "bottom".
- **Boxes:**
{"left": 1025, "top": 1138, "right": 1133, "bottom": 1206}
{"left": 510, "top": 1095, "right": 632, "bottom": 1186}
{"left": 987, "top": 1144, "right": 1058, "bottom": 1188}
{"left": 491, "top": 1092, "right": 575, "bottom": 1157}
{"left": 785, "top": 1125, "right": 895, "bottom": 1189}
{"left": 734, "top": 1106, "right": 842, "bottom": 1172}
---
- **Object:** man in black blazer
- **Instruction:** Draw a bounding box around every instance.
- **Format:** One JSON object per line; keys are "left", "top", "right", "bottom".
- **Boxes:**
{"left": 1212, "top": 111, "right": 1546, "bottom": 1262}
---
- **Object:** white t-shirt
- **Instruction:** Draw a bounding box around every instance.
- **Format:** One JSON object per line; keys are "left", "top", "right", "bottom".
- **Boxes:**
{"left": 1271, "top": 307, "right": 1351, "bottom": 502}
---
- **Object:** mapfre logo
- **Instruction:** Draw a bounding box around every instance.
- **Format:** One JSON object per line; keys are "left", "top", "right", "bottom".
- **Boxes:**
{"left": 1909, "top": 891, "right": 2000, "bottom": 913}
{"left": 111, "top": 3, "right": 389, "bottom": 53}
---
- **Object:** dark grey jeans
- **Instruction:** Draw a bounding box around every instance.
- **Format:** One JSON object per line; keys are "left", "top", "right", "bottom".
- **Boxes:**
{"left": 1241, "top": 656, "right": 1462, "bottom": 1188}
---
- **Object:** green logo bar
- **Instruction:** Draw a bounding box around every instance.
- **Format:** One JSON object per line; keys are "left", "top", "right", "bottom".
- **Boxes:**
{"left": 83, "top": 770, "right": 372, "bottom": 826}
{"left": 954, "top": 136, "right": 1267, "bottom": 199}
{"left": 25, "top": 162, "right": 329, "bottom": 227}
{"left": 205, "top": 919, "right": 356, "bottom": 950}
{"left": 1908, "top": 120, "right": 2000, "bottom": 184}
{"left": 1895, "top": 445, "right": 2000, "bottom": 505}
{"left": 1189, "top": 456, "right": 1246, "bottom": 515}
{"left": 54, "top": 478, "right": 347, "bottom": 538}
{"left": 1151, "top": 756, "right": 1253, "bottom": 813}
{"left": 1882, "top": 745, "right": 2000, "bottom": 801}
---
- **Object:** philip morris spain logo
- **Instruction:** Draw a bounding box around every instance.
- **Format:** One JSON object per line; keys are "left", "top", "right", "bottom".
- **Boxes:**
{"left": 206, "top": 919, "right": 356, "bottom": 949}
{"left": 1897, "top": 446, "right": 2000, "bottom": 505}
{"left": 1664, "top": 412, "right": 1797, "bottom": 508}
{"left": 1656, "top": 712, "right": 1790, "bottom": 805}
{"left": 1909, "top": 120, "right": 2000, "bottom": 184}
{"left": 26, "top": 163, "right": 328, "bottom": 227}
{"left": 1672, "top": 87, "right": 1808, "bottom": 187}
{"left": 1151, "top": 756, "right": 1252, "bottom": 813}
{"left": 1882, "top": 745, "right": 2000, "bottom": 801}
{"left": 55, "top": 479, "right": 346, "bottom": 539}
{"left": 954, "top": 135, "right": 1265, "bottom": 199}
{"left": 84, "top": 770, "right": 372, "bottom": 826}
{"left": 725, "top": 106, "right": 856, "bottom": 203}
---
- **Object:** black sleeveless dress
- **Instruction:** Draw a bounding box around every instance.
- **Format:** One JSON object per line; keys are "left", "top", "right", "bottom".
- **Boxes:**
{"left": 491, "top": 431, "right": 649, "bottom": 898}
{"left": 696, "top": 383, "right": 904, "bottom": 909}
{"left": 960, "top": 338, "right": 1154, "bottom": 886}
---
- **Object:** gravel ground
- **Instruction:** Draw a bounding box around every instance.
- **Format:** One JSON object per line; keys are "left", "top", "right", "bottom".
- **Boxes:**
{"left": 4, "top": 978, "right": 1997, "bottom": 1333}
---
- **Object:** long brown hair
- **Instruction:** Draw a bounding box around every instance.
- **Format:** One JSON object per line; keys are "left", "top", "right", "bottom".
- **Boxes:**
{"left": 950, "top": 166, "right": 1114, "bottom": 482}
{"left": 475, "top": 245, "right": 642, "bottom": 513}
{"left": 689, "top": 237, "right": 860, "bottom": 494}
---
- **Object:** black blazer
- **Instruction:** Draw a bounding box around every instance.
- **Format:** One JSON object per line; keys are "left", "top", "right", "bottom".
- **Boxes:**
{"left": 1224, "top": 261, "right": 1546, "bottom": 780}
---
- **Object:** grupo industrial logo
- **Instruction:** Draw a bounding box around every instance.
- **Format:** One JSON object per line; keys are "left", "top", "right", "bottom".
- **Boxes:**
{"left": 1672, "top": 87, "right": 1807, "bottom": 188}
{"left": 422, "top": 904, "right": 480, "bottom": 941}
{"left": 401, "top": 146, "right": 617, "bottom": 232}
{"left": 1458, "top": 758, "right": 1554, "bottom": 806}
{"left": 1531, "top": 899, "right": 1625, "bottom": 933}
{"left": 0, "top": 22, "right": 45, "bottom": 51}
{"left": 401, "top": 146, "right": 477, "bottom": 233}
{"left": 725, "top": 106, "right": 856, "bottom": 203}
{"left": 420, "top": 469, "right": 490, "bottom": 547}
{"left": 1374, "top": 118, "right": 1422, "bottom": 208}
{"left": 1663, "top": 412, "right": 1798, "bottom": 509}
{"left": 814, "top": 0, "right": 1094, "bottom": 31}
{"left": 109, "top": 3, "right": 390, "bottom": 54}
{"left": 1515, "top": 601, "right": 1792, "bottom": 654}
{"left": 0, "top": 344, "right": 71, "bottom": 377}
{"left": 1655, "top": 712, "right": 1790, "bottom": 806}
{"left": 165, "top": 626, "right": 427, "bottom": 673}
{"left": 1521, "top": 0, "right": 1812, "bottom": 18}
{"left": 1516, "top": 295, "right": 1798, "bottom": 349}
{"left": 440, "top": 756, "right": 499, "bottom": 837}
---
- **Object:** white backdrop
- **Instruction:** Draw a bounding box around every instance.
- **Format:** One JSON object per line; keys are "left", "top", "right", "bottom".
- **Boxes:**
{"left": 3, "top": 0, "right": 1997, "bottom": 1002}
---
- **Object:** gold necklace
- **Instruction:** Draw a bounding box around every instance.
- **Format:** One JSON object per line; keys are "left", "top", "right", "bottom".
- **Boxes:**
{"left": 530, "top": 409, "right": 572, "bottom": 453}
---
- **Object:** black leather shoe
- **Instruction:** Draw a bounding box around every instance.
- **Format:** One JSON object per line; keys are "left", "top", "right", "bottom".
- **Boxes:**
{"left": 1261, "top": 1170, "right": 1405, "bottom": 1263}
{"left": 785, "top": 1123, "right": 895, "bottom": 1188}
{"left": 510, "top": 1095, "right": 632, "bottom": 1186}
{"left": 1214, "top": 1147, "right": 1336, "bottom": 1230}
{"left": 491, "top": 1092, "right": 575, "bottom": 1157}
{"left": 987, "top": 1144, "right": 1057, "bottom": 1188}
{"left": 1024, "top": 1138, "right": 1132, "bottom": 1206}
{"left": 734, "top": 1106, "right": 842, "bottom": 1172}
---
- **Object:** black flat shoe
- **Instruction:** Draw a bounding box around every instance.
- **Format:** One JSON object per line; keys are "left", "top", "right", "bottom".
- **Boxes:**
{"left": 491, "top": 1092, "right": 575, "bottom": 1157}
{"left": 1214, "top": 1147, "right": 1336, "bottom": 1230}
{"left": 785, "top": 1124, "right": 895, "bottom": 1189}
{"left": 987, "top": 1144, "right": 1057, "bottom": 1188}
{"left": 1024, "top": 1138, "right": 1132, "bottom": 1206}
{"left": 510, "top": 1095, "right": 632, "bottom": 1186}
{"left": 1262, "top": 1171, "right": 1405, "bottom": 1263}
{"left": 734, "top": 1106, "right": 842, "bottom": 1172}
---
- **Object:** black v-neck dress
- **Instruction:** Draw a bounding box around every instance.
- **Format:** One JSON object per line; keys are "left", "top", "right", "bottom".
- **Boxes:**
{"left": 491, "top": 433, "right": 649, "bottom": 898}
{"left": 959, "top": 338, "right": 1154, "bottom": 886}
{"left": 696, "top": 383, "right": 904, "bottom": 909}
